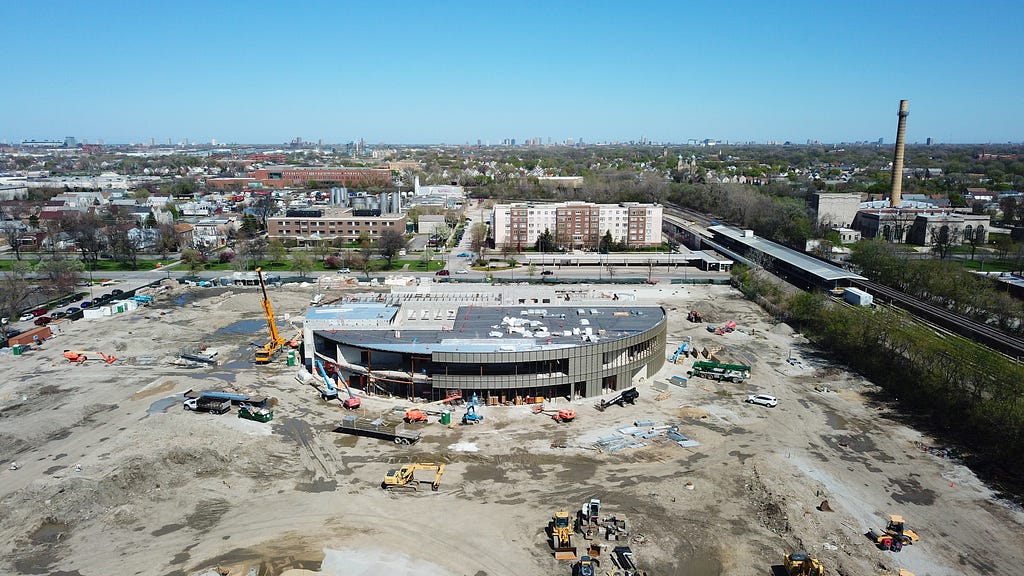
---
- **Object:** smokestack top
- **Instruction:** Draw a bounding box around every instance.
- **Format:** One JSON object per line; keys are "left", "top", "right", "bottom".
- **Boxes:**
{"left": 898, "top": 99, "right": 909, "bottom": 117}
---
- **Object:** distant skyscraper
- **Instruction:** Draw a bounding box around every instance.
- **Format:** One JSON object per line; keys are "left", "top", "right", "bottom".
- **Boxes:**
{"left": 926, "top": 137, "right": 933, "bottom": 145}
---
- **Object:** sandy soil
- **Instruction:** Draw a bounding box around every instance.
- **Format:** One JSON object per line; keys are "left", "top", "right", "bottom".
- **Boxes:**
{"left": 1, "top": 281, "right": 1022, "bottom": 576}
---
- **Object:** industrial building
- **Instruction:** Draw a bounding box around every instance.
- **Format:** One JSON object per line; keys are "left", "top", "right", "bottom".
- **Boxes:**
{"left": 249, "top": 166, "right": 391, "bottom": 188}
{"left": 491, "top": 201, "right": 664, "bottom": 250}
{"left": 301, "top": 286, "right": 667, "bottom": 402}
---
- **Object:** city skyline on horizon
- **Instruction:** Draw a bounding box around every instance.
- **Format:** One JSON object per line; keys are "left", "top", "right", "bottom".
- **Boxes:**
{"left": 3, "top": 1, "right": 1022, "bottom": 146}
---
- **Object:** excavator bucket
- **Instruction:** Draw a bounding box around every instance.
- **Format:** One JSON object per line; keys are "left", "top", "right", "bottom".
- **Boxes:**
{"left": 554, "top": 547, "right": 578, "bottom": 561}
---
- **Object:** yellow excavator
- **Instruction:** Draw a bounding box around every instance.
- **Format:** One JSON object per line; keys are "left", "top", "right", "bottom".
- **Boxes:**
{"left": 784, "top": 553, "right": 824, "bottom": 576}
{"left": 381, "top": 463, "right": 445, "bottom": 492}
{"left": 549, "top": 510, "right": 578, "bottom": 560}
{"left": 254, "top": 267, "right": 285, "bottom": 364}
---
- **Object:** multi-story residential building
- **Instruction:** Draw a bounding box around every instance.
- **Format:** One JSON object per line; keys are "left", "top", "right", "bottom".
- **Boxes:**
{"left": 249, "top": 166, "right": 391, "bottom": 189}
{"left": 492, "top": 201, "right": 663, "bottom": 250}
{"left": 193, "top": 218, "right": 235, "bottom": 248}
{"left": 267, "top": 208, "right": 406, "bottom": 244}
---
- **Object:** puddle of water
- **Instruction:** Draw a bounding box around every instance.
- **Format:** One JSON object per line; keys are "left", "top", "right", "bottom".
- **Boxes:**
{"left": 173, "top": 294, "right": 194, "bottom": 306}
{"left": 214, "top": 319, "right": 273, "bottom": 337}
{"left": 220, "top": 359, "right": 251, "bottom": 371}
{"left": 31, "top": 522, "right": 70, "bottom": 545}
{"left": 825, "top": 411, "right": 849, "bottom": 430}
{"left": 147, "top": 396, "right": 181, "bottom": 415}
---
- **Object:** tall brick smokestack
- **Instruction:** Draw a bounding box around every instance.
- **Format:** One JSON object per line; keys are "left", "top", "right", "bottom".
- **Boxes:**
{"left": 890, "top": 100, "right": 909, "bottom": 208}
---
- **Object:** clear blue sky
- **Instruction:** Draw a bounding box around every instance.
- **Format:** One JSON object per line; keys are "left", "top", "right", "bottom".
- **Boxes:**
{"left": 2, "top": 1, "right": 1022, "bottom": 145}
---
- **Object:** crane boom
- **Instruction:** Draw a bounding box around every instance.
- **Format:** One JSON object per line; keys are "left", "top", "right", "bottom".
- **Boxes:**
{"left": 254, "top": 267, "right": 285, "bottom": 364}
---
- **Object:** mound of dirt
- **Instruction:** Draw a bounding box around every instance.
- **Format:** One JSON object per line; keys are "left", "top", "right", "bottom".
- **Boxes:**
{"left": 677, "top": 406, "right": 710, "bottom": 419}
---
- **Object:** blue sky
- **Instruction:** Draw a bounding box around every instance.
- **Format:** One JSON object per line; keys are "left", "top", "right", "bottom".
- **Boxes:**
{"left": 2, "top": 1, "right": 1022, "bottom": 145}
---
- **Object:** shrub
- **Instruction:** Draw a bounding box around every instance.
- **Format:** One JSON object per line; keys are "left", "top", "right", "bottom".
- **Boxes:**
{"left": 218, "top": 250, "right": 235, "bottom": 263}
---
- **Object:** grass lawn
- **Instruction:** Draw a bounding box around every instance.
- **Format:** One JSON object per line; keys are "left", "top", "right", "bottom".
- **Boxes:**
{"left": 960, "top": 258, "right": 1017, "bottom": 273}
{"left": 0, "top": 258, "right": 169, "bottom": 273}
{"left": 192, "top": 257, "right": 445, "bottom": 274}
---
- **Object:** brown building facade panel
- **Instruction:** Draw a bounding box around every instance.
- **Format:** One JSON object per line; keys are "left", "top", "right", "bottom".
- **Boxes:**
{"left": 268, "top": 214, "right": 406, "bottom": 243}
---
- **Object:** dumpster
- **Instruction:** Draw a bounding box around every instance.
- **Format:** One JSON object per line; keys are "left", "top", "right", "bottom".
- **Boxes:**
{"left": 440, "top": 411, "right": 451, "bottom": 425}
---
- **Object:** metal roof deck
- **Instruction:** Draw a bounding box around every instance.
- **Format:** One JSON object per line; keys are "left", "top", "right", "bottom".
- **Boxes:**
{"left": 709, "top": 226, "right": 864, "bottom": 282}
{"left": 314, "top": 305, "right": 664, "bottom": 354}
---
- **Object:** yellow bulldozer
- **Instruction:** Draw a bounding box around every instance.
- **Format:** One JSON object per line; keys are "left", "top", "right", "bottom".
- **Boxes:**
{"left": 784, "top": 553, "right": 824, "bottom": 576}
{"left": 549, "top": 510, "right": 578, "bottom": 561}
{"left": 381, "top": 463, "right": 445, "bottom": 492}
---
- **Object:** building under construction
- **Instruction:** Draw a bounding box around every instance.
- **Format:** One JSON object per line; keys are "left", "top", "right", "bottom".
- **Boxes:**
{"left": 301, "top": 286, "right": 666, "bottom": 402}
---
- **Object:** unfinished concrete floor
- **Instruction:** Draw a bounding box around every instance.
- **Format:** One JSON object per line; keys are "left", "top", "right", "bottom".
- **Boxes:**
{"left": 0, "top": 281, "right": 1022, "bottom": 576}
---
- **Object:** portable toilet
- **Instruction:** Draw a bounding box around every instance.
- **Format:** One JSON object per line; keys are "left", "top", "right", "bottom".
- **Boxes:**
{"left": 440, "top": 411, "right": 452, "bottom": 425}
{"left": 287, "top": 351, "right": 297, "bottom": 366}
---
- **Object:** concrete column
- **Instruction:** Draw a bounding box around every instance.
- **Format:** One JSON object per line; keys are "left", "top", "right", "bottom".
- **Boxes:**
{"left": 890, "top": 100, "right": 909, "bottom": 208}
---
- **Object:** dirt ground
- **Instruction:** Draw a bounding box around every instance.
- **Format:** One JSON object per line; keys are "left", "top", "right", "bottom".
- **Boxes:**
{"left": 1, "top": 280, "right": 1022, "bottom": 576}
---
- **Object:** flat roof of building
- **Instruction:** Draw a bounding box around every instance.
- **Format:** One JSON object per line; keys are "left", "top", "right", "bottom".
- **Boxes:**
{"left": 709, "top": 226, "right": 864, "bottom": 282}
{"left": 312, "top": 304, "right": 664, "bottom": 354}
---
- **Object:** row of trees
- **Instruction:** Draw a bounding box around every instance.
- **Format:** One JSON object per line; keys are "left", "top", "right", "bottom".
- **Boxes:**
{"left": 180, "top": 228, "right": 410, "bottom": 277}
{"left": 733, "top": 265, "right": 1024, "bottom": 499}
{"left": 849, "top": 239, "right": 1024, "bottom": 332}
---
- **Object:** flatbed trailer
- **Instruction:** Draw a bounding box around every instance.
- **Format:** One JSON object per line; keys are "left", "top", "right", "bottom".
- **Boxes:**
{"left": 686, "top": 360, "right": 751, "bottom": 382}
{"left": 336, "top": 415, "right": 422, "bottom": 445}
{"left": 184, "top": 389, "right": 268, "bottom": 407}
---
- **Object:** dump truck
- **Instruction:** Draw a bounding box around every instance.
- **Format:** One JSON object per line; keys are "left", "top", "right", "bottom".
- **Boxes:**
{"left": 336, "top": 415, "right": 422, "bottom": 445}
{"left": 183, "top": 396, "right": 231, "bottom": 414}
{"left": 687, "top": 360, "right": 751, "bottom": 382}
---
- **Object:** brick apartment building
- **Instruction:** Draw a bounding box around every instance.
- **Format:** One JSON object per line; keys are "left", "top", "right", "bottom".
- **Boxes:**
{"left": 250, "top": 166, "right": 391, "bottom": 188}
{"left": 492, "top": 201, "right": 663, "bottom": 250}
{"left": 267, "top": 208, "right": 406, "bottom": 244}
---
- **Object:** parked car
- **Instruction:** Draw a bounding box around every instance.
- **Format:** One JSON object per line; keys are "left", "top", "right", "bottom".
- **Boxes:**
{"left": 337, "top": 268, "right": 351, "bottom": 274}
{"left": 541, "top": 270, "right": 553, "bottom": 276}
{"left": 80, "top": 301, "right": 93, "bottom": 309}
{"left": 6, "top": 328, "right": 23, "bottom": 338}
{"left": 745, "top": 394, "right": 778, "bottom": 408}
{"left": 455, "top": 269, "right": 468, "bottom": 274}
{"left": 111, "top": 289, "right": 124, "bottom": 296}
{"left": 34, "top": 316, "right": 53, "bottom": 326}
{"left": 98, "top": 293, "right": 112, "bottom": 301}
{"left": 19, "top": 313, "right": 35, "bottom": 322}
{"left": 31, "top": 308, "right": 48, "bottom": 317}
{"left": 435, "top": 269, "right": 450, "bottom": 276}
{"left": 65, "top": 307, "right": 80, "bottom": 315}
{"left": 51, "top": 311, "right": 67, "bottom": 319}
{"left": 457, "top": 253, "right": 470, "bottom": 258}
{"left": 70, "top": 294, "right": 83, "bottom": 302}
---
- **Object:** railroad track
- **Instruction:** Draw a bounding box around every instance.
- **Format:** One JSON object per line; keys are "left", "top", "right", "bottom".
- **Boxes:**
{"left": 851, "top": 278, "right": 1024, "bottom": 358}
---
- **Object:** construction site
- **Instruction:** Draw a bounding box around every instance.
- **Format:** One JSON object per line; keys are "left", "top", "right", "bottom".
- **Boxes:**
{"left": 1, "top": 277, "right": 1023, "bottom": 576}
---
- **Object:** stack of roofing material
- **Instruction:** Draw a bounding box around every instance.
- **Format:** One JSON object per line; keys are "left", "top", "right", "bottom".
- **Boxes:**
{"left": 597, "top": 421, "right": 702, "bottom": 451}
